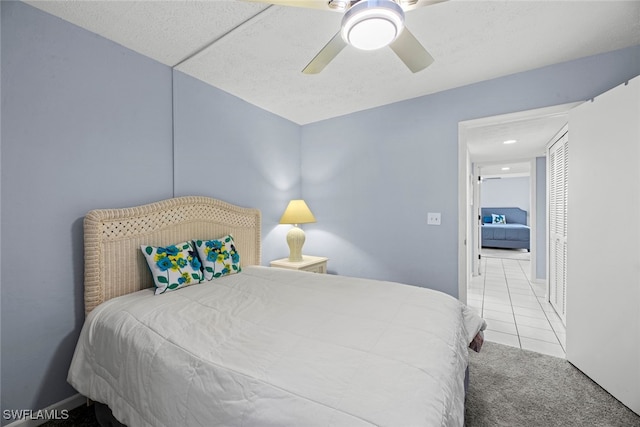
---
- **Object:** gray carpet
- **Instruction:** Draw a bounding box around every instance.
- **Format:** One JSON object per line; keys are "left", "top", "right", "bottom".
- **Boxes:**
{"left": 466, "top": 341, "right": 640, "bottom": 427}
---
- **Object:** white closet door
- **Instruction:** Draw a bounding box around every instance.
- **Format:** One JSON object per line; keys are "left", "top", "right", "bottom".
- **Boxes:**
{"left": 566, "top": 76, "right": 640, "bottom": 415}
{"left": 548, "top": 130, "right": 568, "bottom": 324}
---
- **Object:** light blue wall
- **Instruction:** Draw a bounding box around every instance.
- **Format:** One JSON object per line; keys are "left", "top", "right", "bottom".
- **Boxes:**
{"left": 0, "top": 1, "right": 300, "bottom": 422}
{"left": 172, "top": 71, "right": 301, "bottom": 263}
{"left": 300, "top": 102, "right": 460, "bottom": 293}
{"left": 481, "top": 176, "right": 530, "bottom": 218}
{"left": 301, "top": 45, "right": 640, "bottom": 296}
{"left": 0, "top": 1, "right": 174, "bottom": 419}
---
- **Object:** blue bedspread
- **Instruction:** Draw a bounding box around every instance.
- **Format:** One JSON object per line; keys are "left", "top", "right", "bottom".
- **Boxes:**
{"left": 481, "top": 207, "right": 530, "bottom": 251}
{"left": 482, "top": 223, "right": 530, "bottom": 242}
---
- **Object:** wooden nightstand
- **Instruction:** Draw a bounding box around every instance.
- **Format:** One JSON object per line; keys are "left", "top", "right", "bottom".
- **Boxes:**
{"left": 270, "top": 255, "right": 328, "bottom": 274}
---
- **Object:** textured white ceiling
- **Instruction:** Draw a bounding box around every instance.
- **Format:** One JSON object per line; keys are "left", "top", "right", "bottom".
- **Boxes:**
{"left": 24, "top": 0, "right": 640, "bottom": 163}
{"left": 465, "top": 102, "right": 576, "bottom": 176}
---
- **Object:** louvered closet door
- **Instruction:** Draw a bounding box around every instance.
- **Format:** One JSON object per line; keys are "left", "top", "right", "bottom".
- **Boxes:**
{"left": 548, "top": 131, "right": 568, "bottom": 324}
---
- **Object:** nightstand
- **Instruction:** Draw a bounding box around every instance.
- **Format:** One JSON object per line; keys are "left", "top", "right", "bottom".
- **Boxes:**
{"left": 270, "top": 255, "right": 328, "bottom": 274}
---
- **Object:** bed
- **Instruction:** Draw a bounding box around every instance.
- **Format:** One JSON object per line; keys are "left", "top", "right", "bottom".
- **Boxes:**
{"left": 481, "top": 207, "right": 530, "bottom": 251}
{"left": 68, "top": 196, "right": 486, "bottom": 427}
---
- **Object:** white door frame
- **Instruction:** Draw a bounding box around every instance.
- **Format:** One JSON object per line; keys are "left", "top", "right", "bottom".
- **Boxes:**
{"left": 471, "top": 159, "right": 535, "bottom": 275}
{"left": 457, "top": 130, "right": 473, "bottom": 304}
{"left": 472, "top": 164, "right": 482, "bottom": 277}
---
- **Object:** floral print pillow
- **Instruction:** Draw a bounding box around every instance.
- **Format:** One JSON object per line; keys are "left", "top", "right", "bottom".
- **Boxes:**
{"left": 194, "top": 235, "right": 241, "bottom": 281}
{"left": 141, "top": 241, "right": 203, "bottom": 295}
{"left": 492, "top": 214, "right": 507, "bottom": 224}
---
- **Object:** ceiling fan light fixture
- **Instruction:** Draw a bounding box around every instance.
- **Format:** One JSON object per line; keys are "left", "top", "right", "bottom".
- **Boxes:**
{"left": 341, "top": 0, "right": 405, "bottom": 51}
{"left": 328, "top": 0, "right": 350, "bottom": 10}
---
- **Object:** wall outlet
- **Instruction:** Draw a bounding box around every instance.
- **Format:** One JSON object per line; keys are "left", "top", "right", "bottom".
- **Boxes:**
{"left": 427, "top": 212, "right": 441, "bottom": 225}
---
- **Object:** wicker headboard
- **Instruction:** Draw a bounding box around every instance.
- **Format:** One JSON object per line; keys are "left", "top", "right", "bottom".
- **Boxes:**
{"left": 83, "top": 196, "right": 261, "bottom": 314}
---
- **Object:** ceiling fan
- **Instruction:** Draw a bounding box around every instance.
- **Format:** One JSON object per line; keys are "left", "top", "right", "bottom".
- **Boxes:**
{"left": 248, "top": 0, "right": 446, "bottom": 74}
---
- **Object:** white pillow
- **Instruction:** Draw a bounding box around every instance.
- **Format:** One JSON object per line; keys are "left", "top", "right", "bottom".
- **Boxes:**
{"left": 492, "top": 214, "right": 507, "bottom": 224}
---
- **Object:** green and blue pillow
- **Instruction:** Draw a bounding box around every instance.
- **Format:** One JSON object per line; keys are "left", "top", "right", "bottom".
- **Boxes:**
{"left": 141, "top": 241, "right": 203, "bottom": 295}
{"left": 194, "top": 235, "right": 241, "bottom": 281}
{"left": 492, "top": 214, "right": 507, "bottom": 224}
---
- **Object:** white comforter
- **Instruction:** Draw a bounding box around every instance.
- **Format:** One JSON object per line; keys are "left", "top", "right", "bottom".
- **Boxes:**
{"left": 68, "top": 266, "right": 485, "bottom": 427}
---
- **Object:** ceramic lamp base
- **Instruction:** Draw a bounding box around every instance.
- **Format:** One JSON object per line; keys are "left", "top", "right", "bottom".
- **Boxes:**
{"left": 286, "top": 225, "right": 305, "bottom": 262}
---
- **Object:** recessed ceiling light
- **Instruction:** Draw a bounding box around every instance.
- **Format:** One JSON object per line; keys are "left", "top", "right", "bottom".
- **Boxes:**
{"left": 501, "top": 167, "right": 511, "bottom": 171}
{"left": 503, "top": 139, "right": 517, "bottom": 144}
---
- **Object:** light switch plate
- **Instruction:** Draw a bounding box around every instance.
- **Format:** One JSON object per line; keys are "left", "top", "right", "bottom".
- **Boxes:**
{"left": 427, "top": 212, "right": 441, "bottom": 225}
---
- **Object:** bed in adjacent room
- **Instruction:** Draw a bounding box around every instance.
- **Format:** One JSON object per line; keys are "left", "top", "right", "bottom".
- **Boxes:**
{"left": 68, "top": 196, "right": 486, "bottom": 427}
{"left": 481, "top": 207, "right": 530, "bottom": 251}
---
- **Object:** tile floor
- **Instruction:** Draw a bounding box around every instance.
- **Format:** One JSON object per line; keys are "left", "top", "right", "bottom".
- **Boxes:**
{"left": 467, "top": 251, "right": 566, "bottom": 358}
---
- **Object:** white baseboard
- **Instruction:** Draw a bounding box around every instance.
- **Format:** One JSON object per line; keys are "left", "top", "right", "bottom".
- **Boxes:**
{"left": 3, "top": 394, "right": 86, "bottom": 427}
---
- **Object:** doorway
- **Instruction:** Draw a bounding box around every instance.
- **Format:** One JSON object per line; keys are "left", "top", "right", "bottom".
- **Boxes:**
{"left": 457, "top": 103, "right": 579, "bottom": 357}
{"left": 459, "top": 80, "right": 640, "bottom": 412}
{"left": 474, "top": 162, "right": 533, "bottom": 277}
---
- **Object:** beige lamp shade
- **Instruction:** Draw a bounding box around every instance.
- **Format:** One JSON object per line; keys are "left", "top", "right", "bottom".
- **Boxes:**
{"left": 279, "top": 200, "right": 316, "bottom": 262}
{"left": 279, "top": 200, "right": 316, "bottom": 225}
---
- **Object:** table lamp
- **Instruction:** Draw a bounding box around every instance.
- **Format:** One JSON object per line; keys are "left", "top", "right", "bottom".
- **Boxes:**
{"left": 279, "top": 199, "right": 316, "bottom": 262}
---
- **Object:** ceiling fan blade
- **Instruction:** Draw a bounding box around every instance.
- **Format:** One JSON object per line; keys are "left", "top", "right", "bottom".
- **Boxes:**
{"left": 244, "top": 0, "right": 337, "bottom": 12}
{"left": 302, "top": 32, "right": 348, "bottom": 74}
{"left": 398, "top": 0, "right": 448, "bottom": 12}
{"left": 389, "top": 27, "right": 434, "bottom": 73}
